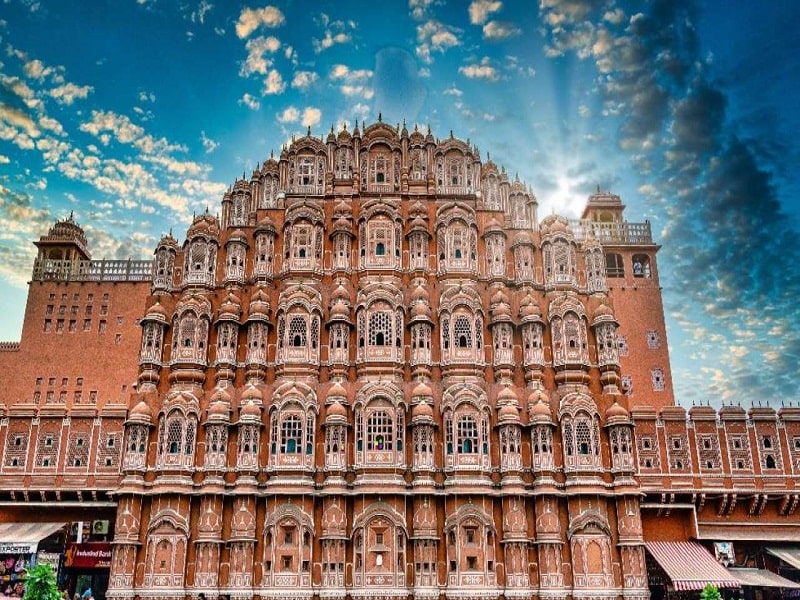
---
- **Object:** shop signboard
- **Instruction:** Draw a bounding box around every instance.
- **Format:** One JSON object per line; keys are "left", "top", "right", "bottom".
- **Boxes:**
{"left": 64, "top": 544, "right": 112, "bottom": 569}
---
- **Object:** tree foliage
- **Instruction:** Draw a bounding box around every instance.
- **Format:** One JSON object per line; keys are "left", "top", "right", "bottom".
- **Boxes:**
{"left": 700, "top": 584, "right": 722, "bottom": 600}
{"left": 22, "top": 563, "right": 60, "bottom": 600}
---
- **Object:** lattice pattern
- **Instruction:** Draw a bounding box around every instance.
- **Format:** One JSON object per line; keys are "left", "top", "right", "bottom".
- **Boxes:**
{"left": 727, "top": 432, "right": 753, "bottom": 472}
{"left": 585, "top": 247, "right": 606, "bottom": 292}
{"left": 697, "top": 433, "right": 722, "bottom": 471}
{"left": 366, "top": 410, "right": 393, "bottom": 450}
{"left": 238, "top": 424, "right": 259, "bottom": 468}
{"left": 281, "top": 415, "right": 303, "bottom": 453}
{"left": 486, "top": 236, "right": 505, "bottom": 277}
{"left": 531, "top": 426, "right": 554, "bottom": 471}
{"left": 544, "top": 240, "right": 576, "bottom": 284}
{"left": 216, "top": 322, "right": 238, "bottom": 363}
{"left": 651, "top": 368, "right": 665, "bottom": 391}
{"left": 124, "top": 424, "right": 148, "bottom": 469}
{"left": 636, "top": 432, "right": 661, "bottom": 471}
{"left": 140, "top": 323, "right": 163, "bottom": 362}
{"left": 254, "top": 233, "right": 275, "bottom": 276}
{"left": 514, "top": 245, "right": 534, "bottom": 281}
{"left": 522, "top": 323, "right": 544, "bottom": 366}
{"left": 66, "top": 426, "right": 91, "bottom": 470}
{"left": 413, "top": 425, "right": 434, "bottom": 469}
{"left": 646, "top": 330, "right": 660, "bottom": 349}
{"left": 3, "top": 426, "right": 29, "bottom": 470}
{"left": 483, "top": 176, "right": 500, "bottom": 210}
{"left": 457, "top": 415, "right": 479, "bottom": 454}
{"left": 246, "top": 321, "right": 268, "bottom": 363}
{"left": 35, "top": 424, "right": 60, "bottom": 469}
{"left": 757, "top": 428, "right": 784, "bottom": 472}
{"left": 225, "top": 243, "right": 246, "bottom": 281}
{"left": 204, "top": 425, "right": 227, "bottom": 469}
{"left": 666, "top": 433, "right": 691, "bottom": 472}
{"left": 500, "top": 425, "right": 522, "bottom": 470}
{"left": 596, "top": 322, "right": 619, "bottom": 366}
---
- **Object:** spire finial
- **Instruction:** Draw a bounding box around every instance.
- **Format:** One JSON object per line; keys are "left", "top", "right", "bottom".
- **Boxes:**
{"left": 378, "top": 111, "right": 382, "bottom": 122}
{"left": 307, "top": 125, "right": 311, "bottom": 136}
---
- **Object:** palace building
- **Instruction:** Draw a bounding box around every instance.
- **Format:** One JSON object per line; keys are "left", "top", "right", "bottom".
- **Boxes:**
{"left": 1, "top": 120, "right": 799, "bottom": 600}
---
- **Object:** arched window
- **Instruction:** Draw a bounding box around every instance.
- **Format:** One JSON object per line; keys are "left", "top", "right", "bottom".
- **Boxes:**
{"left": 457, "top": 415, "right": 478, "bottom": 454}
{"left": 454, "top": 316, "right": 472, "bottom": 348}
{"left": 157, "top": 411, "right": 196, "bottom": 469}
{"left": 281, "top": 415, "right": 303, "bottom": 453}
{"left": 289, "top": 316, "right": 307, "bottom": 347}
{"left": 367, "top": 410, "right": 394, "bottom": 451}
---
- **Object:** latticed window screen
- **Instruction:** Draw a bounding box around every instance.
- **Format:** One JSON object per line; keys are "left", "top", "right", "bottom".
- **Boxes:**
{"left": 576, "top": 421, "right": 592, "bottom": 455}
{"left": 667, "top": 434, "right": 691, "bottom": 471}
{"left": 293, "top": 225, "right": 311, "bottom": 258}
{"left": 288, "top": 316, "right": 307, "bottom": 347}
{"left": 441, "top": 317, "right": 450, "bottom": 349}
{"left": 451, "top": 227, "right": 466, "bottom": 259}
{"left": 366, "top": 410, "right": 393, "bottom": 450}
{"left": 305, "top": 414, "right": 315, "bottom": 454}
{"left": 3, "top": 429, "right": 28, "bottom": 468}
{"left": 281, "top": 415, "right": 303, "bottom": 453}
{"left": 67, "top": 430, "right": 90, "bottom": 468}
{"left": 727, "top": 433, "right": 753, "bottom": 471}
{"left": 36, "top": 427, "right": 59, "bottom": 468}
{"left": 167, "top": 421, "right": 183, "bottom": 453}
{"left": 457, "top": 415, "right": 478, "bottom": 454}
{"left": 697, "top": 434, "right": 721, "bottom": 470}
{"left": 310, "top": 317, "right": 319, "bottom": 350}
{"left": 96, "top": 429, "right": 121, "bottom": 470}
{"left": 368, "top": 312, "right": 392, "bottom": 346}
{"left": 453, "top": 316, "right": 472, "bottom": 348}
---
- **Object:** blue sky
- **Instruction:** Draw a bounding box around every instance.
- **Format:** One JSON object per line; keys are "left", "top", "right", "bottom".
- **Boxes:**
{"left": 1, "top": 0, "right": 799, "bottom": 407}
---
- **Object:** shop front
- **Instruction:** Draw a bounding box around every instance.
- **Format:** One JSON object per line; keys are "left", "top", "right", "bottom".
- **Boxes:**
{"left": 62, "top": 542, "right": 112, "bottom": 600}
{"left": 0, "top": 523, "right": 67, "bottom": 598}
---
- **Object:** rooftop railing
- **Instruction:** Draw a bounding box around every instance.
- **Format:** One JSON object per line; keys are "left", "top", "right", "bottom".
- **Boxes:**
{"left": 568, "top": 220, "right": 653, "bottom": 244}
{"left": 32, "top": 258, "right": 153, "bottom": 282}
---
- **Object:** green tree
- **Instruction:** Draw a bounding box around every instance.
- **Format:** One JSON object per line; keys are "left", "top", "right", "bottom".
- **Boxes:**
{"left": 22, "top": 563, "right": 60, "bottom": 600}
{"left": 700, "top": 584, "right": 722, "bottom": 600}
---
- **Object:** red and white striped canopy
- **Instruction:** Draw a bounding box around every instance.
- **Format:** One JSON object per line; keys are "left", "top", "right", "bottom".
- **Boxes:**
{"left": 646, "top": 541, "right": 741, "bottom": 591}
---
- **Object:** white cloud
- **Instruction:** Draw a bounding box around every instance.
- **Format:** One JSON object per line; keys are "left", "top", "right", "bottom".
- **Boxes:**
{"left": 200, "top": 131, "right": 218, "bottom": 153}
{"left": 23, "top": 59, "right": 55, "bottom": 81}
{"left": 301, "top": 107, "right": 321, "bottom": 128}
{"left": 49, "top": 82, "right": 93, "bottom": 104}
{"left": 0, "top": 155, "right": 9, "bottom": 164}
{"left": 263, "top": 69, "right": 285, "bottom": 95}
{"left": 459, "top": 57, "right": 500, "bottom": 81}
{"left": 443, "top": 85, "right": 463, "bottom": 97}
{"left": 277, "top": 106, "right": 300, "bottom": 123}
{"left": 236, "top": 5, "right": 285, "bottom": 38}
{"left": 409, "top": 0, "right": 435, "bottom": 20}
{"left": 483, "top": 20, "right": 520, "bottom": 39}
{"left": 239, "top": 93, "right": 260, "bottom": 110}
{"left": 469, "top": 0, "right": 501, "bottom": 24}
{"left": 329, "top": 64, "right": 374, "bottom": 99}
{"left": 138, "top": 90, "right": 156, "bottom": 103}
{"left": 2, "top": 75, "right": 42, "bottom": 110}
{"left": 415, "top": 20, "right": 461, "bottom": 63}
{"left": 240, "top": 35, "right": 280, "bottom": 76}
{"left": 291, "top": 71, "right": 318, "bottom": 90}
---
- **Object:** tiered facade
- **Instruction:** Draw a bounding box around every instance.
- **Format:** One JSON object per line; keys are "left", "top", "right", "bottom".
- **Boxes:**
{"left": 8, "top": 121, "right": 798, "bottom": 600}
{"left": 108, "top": 121, "right": 665, "bottom": 600}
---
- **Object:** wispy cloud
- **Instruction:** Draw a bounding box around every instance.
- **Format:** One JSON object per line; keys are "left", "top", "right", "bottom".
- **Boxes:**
{"left": 313, "top": 13, "right": 355, "bottom": 53}
{"left": 468, "top": 0, "right": 501, "bottom": 25}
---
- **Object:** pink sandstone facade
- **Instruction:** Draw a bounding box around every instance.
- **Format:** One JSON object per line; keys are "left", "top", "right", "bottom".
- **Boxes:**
{"left": 0, "top": 121, "right": 798, "bottom": 600}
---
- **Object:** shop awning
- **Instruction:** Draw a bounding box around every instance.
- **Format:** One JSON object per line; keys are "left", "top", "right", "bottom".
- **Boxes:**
{"left": 645, "top": 541, "right": 741, "bottom": 591}
{"left": 766, "top": 547, "right": 800, "bottom": 570}
{"left": 728, "top": 568, "right": 800, "bottom": 588}
{"left": 0, "top": 522, "right": 66, "bottom": 554}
